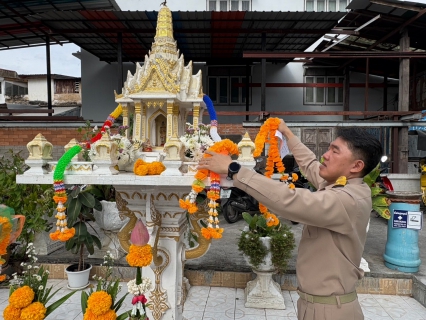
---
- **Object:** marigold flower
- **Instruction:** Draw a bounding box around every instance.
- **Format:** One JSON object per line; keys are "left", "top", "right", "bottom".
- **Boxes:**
{"left": 49, "top": 230, "right": 60, "bottom": 241}
{"left": 0, "top": 274, "right": 6, "bottom": 282}
{"left": 20, "top": 302, "right": 46, "bottom": 320}
{"left": 292, "top": 173, "right": 298, "bottom": 182}
{"left": 126, "top": 244, "right": 153, "bottom": 267}
{"left": 9, "top": 285, "right": 34, "bottom": 309}
{"left": 87, "top": 291, "right": 112, "bottom": 315}
{"left": 58, "top": 228, "right": 75, "bottom": 242}
{"left": 187, "top": 204, "right": 198, "bottom": 214}
{"left": 3, "top": 305, "right": 21, "bottom": 320}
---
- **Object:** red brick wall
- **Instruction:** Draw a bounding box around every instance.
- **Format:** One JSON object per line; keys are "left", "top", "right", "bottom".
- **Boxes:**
{"left": 0, "top": 128, "right": 85, "bottom": 146}
{"left": 0, "top": 124, "right": 260, "bottom": 147}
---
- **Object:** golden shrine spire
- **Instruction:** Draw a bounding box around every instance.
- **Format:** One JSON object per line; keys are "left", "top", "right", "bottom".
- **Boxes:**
{"left": 150, "top": 4, "right": 178, "bottom": 60}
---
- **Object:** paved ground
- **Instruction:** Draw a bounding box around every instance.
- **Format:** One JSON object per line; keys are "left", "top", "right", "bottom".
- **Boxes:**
{"left": 1, "top": 279, "right": 426, "bottom": 320}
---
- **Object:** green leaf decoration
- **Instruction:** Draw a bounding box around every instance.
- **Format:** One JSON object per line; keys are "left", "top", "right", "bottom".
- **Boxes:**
{"left": 113, "top": 292, "right": 128, "bottom": 311}
{"left": 370, "top": 186, "right": 384, "bottom": 197}
{"left": 117, "top": 311, "right": 132, "bottom": 320}
{"left": 45, "top": 290, "right": 77, "bottom": 316}
{"left": 81, "top": 291, "right": 89, "bottom": 314}
{"left": 374, "top": 206, "right": 391, "bottom": 219}
{"left": 372, "top": 195, "right": 390, "bottom": 207}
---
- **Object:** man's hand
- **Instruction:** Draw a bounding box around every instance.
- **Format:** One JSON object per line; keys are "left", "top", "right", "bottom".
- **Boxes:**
{"left": 278, "top": 119, "right": 294, "bottom": 141}
{"left": 197, "top": 150, "right": 233, "bottom": 174}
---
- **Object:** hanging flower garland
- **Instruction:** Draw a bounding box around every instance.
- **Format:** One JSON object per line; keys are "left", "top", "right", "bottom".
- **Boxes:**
{"left": 253, "top": 117, "right": 298, "bottom": 227}
{"left": 50, "top": 104, "right": 123, "bottom": 242}
{"left": 179, "top": 139, "right": 239, "bottom": 240}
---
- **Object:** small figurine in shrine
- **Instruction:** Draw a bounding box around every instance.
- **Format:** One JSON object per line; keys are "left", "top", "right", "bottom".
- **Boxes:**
{"left": 143, "top": 139, "right": 153, "bottom": 152}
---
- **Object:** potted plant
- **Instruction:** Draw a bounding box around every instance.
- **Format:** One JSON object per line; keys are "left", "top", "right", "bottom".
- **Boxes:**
{"left": 238, "top": 212, "right": 295, "bottom": 309}
{"left": 62, "top": 185, "right": 102, "bottom": 289}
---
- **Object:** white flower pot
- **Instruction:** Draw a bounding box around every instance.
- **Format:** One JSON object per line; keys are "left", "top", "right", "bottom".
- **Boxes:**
{"left": 65, "top": 263, "right": 92, "bottom": 290}
{"left": 242, "top": 228, "right": 286, "bottom": 309}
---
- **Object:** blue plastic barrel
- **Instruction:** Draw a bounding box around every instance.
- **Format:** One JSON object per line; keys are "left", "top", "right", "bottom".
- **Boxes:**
{"left": 383, "top": 191, "right": 422, "bottom": 273}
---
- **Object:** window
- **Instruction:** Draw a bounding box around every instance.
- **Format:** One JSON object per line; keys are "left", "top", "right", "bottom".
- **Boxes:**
{"left": 304, "top": 68, "right": 344, "bottom": 105}
{"left": 5, "top": 82, "right": 28, "bottom": 97}
{"left": 208, "top": 0, "right": 251, "bottom": 11}
{"left": 208, "top": 67, "right": 250, "bottom": 105}
{"left": 305, "top": 0, "right": 348, "bottom": 12}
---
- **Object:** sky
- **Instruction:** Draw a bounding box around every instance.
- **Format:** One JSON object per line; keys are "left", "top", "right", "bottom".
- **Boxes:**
{"left": 0, "top": 43, "right": 81, "bottom": 77}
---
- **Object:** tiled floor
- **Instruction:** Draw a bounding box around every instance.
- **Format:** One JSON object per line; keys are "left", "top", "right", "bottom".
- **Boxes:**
{"left": 1, "top": 280, "right": 426, "bottom": 319}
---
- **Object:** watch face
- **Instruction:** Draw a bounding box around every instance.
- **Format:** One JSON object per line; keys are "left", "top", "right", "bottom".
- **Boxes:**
{"left": 229, "top": 162, "right": 241, "bottom": 173}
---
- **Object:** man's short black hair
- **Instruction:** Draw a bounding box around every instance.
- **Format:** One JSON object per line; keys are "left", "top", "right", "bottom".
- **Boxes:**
{"left": 336, "top": 127, "right": 383, "bottom": 177}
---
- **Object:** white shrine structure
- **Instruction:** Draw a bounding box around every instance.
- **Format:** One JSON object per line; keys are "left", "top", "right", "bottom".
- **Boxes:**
{"left": 17, "top": 4, "right": 260, "bottom": 320}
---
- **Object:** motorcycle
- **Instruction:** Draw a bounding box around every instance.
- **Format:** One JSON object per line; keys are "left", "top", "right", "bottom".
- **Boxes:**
{"left": 220, "top": 157, "right": 310, "bottom": 224}
{"left": 220, "top": 157, "right": 265, "bottom": 224}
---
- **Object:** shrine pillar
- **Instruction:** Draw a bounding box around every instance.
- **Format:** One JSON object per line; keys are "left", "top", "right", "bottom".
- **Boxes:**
{"left": 121, "top": 103, "right": 129, "bottom": 138}
{"left": 166, "top": 99, "right": 174, "bottom": 142}
{"left": 173, "top": 103, "right": 179, "bottom": 137}
{"left": 192, "top": 102, "right": 200, "bottom": 129}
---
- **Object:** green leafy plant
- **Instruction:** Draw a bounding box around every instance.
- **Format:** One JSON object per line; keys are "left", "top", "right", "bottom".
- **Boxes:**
{"left": 0, "top": 150, "right": 56, "bottom": 257}
{"left": 86, "top": 184, "right": 116, "bottom": 202}
{"left": 65, "top": 185, "right": 102, "bottom": 271}
{"left": 81, "top": 252, "right": 130, "bottom": 320}
{"left": 363, "top": 164, "right": 390, "bottom": 219}
{"left": 238, "top": 212, "right": 295, "bottom": 274}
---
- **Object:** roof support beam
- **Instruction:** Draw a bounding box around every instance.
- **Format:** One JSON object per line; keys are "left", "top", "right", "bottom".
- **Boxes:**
{"left": 340, "top": 7, "right": 426, "bottom": 69}
{"left": 243, "top": 51, "right": 426, "bottom": 58}
{"left": 370, "top": 0, "right": 425, "bottom": 12}
{"left": 48, "top": 28, "right": 359, "bottom": 35}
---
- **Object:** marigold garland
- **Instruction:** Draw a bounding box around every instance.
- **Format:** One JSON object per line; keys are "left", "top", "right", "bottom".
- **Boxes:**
{"left": 253, "top": 117, "right": 299, "bottom": 227}
{"left": 20, "top": 302, "right": 47, "bottom": 320}
{"left": 8, "top": 285, "right": 35, "bottom": 309}
{"left": 126, "top": 244, "right": 153, "bottom": 267}
{"left": 179, "top": 139, "right": 239, "bottom": 240}
{"left": 50, "top": 104, "right": 123, "bottom": 243}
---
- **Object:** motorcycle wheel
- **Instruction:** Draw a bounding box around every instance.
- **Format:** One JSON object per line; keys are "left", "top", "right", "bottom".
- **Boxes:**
{"left": 222, "top": 202, "right": 241, "bottom": 224}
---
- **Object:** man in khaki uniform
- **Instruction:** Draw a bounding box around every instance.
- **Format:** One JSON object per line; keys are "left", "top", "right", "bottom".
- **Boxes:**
{"left": 199, "top": 119, "right": 383, "bottom": 320}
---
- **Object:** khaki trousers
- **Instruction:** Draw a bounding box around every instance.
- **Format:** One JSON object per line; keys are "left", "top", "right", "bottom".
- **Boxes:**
{"left": 297, "top": 297, "right": 364, "bottom": 320}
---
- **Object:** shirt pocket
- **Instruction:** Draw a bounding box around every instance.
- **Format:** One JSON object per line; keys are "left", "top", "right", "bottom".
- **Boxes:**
{"left": 303, "top": 225, "right": 318, "bottom": 239}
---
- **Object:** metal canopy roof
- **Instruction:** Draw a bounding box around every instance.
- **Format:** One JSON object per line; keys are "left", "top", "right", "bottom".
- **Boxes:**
{"left": 311, "top": 0, "right": 426, "bottom": 77}
{"left": 0, "top": 0, "right": 120, "bottom": 49}
{"left": 1, "top": 9, "right": 347, "bottom": 64}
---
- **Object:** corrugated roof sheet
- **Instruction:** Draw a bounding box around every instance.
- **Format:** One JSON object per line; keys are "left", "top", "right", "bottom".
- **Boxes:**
{"left": 0, "top": 0, "right": 120, "bottom": 49}
{"left": 23, "top": 10, "right": 346, "bottom": 63}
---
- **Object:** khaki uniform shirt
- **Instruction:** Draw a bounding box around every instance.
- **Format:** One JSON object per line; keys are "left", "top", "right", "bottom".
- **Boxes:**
{"left": 234, "top": 136, "right": 371, "bottom": 296}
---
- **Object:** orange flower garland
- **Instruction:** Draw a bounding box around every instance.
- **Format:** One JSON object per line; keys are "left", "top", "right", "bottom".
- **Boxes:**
{"left": 254, "top": 118, "right": 298, "bottom": 227}
{"left": 133, "top": 159, "right": 166, "bottom": 176}
{"left": 179, "top": 139, "right": 239, "bottom": 240}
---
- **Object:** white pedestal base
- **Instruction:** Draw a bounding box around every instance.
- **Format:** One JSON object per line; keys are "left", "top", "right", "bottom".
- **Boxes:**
{"left": 245, "top": 270, "right": 286, "bottom": 309}
{"left": 161, "top": 161, "right": 183, "bottom": 176}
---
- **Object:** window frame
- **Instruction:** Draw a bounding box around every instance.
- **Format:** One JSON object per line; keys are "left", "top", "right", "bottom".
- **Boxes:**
{"left": 305, "top": 0, "right": 348, "bottom": 12}
{"left": 304, "top": 73, "right": 344, "bottom": 105}
{"left": 207, "top": 0, "right": 251, "bottom": 11}
{"left": 208, "top": 74, "right": 251, "bottom": 106}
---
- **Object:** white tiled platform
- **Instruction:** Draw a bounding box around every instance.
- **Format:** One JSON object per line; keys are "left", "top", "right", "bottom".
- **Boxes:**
{"left": 1, "top": 280, "right": 426, "bottom": 320}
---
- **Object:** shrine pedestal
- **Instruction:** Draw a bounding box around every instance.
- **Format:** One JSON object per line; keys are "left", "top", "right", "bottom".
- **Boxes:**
{"left": 17, "top": 173, "right": 197, "bottom": 320}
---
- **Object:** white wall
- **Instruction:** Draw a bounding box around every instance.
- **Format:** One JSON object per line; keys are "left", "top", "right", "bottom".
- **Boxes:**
{"left": 28, "top": 78, "right": 54, "bottom": 103}
{"left": 115, "top": 0, "right": 304, "bottom": 11}
{"left": 81, "top": 50, "right": 135, "bottom": 122}
{"left": 0, "top": 77, "right": 4, "bottom": 104}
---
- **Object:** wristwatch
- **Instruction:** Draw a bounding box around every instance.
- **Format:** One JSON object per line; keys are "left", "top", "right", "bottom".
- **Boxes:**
{"left": 227, "top": 162, "right": 241, "bottom": 180}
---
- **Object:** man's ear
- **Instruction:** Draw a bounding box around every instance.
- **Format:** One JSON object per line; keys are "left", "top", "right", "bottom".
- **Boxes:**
{"left": 350, "top": 160, "right": 365, "bottom": 174}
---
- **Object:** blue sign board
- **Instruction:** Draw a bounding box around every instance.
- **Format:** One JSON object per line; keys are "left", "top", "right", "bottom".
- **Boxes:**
{"left": 392, "top": 210, "right": 408, "bottom": 228}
